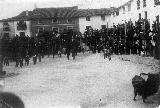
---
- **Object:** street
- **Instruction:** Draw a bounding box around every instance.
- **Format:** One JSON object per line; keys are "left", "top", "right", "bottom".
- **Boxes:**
{"left": 3, "top": 53, "right": 160, "bottom": 108}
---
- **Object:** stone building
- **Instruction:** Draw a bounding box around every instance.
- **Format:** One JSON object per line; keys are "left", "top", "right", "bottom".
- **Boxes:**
{"left": 0, "top": 6, "right": 112, "bottom": 38}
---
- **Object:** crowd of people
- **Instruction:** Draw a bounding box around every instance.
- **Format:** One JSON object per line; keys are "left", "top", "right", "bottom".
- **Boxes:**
{"left": 0, "top": 29, "right": 81, "bottom": 69}
{"left": 0, "top": 18, "right": 160, "bottom": 69}
{"left": 83, "top": 18, "right": 159, "bottom": 58}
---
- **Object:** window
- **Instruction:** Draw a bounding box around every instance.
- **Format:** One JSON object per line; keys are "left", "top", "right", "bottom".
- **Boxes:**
{"left": 17, "top": 20, "right": 27, "bottom": 30}
{"left": 101, "top": 15, "right": 105, "bottom": 21}
{"left": 3, "top": 27, "right": 10, "bottom": 31}
{"left": 52, "top": 18, "right": 58, "bottom": 23}
{"left": 116, "top": 11, "right": 119, "bottom": 16}
{"left": 3, "top": 22, "right": 9, "bottom": 26}
{"left": 67, "top": 19, "right": 72, "bottom": 23}
{"left": 101, "top": 25, "right": 106, "bottom": 29}
{"left": 38, "top": 27, "right": 44, "bottom": 32}
{"left": 137, "top": 0, "right": 140, "bottom": 10}
{"left": 3, "top": 22, "right": 10, "bottom": 31}
{"left": 86, "top": 26, "right": 91, "bottom": 30}
{"left": 67, "top": 26, "right": 73, "bottom": 30}
{"left": 52, "top": 27, "right": 59, "bottom": 32}
{"left": 3, "top": 33, "right": 9, "bottom": 38}
{"left": 145, "top": 11, "right": 147, "bottom": 19}
{"left": 139, "top": 13, "right": 141, "bottom": 19}
{"left": 128, "top": 3, "right": 131, "bottom": 11}
{"left": 86, "top": 16, "right": 90, "bottom": 21}
{"left": 38, "top": 19, "right": 43, "bottom": 24}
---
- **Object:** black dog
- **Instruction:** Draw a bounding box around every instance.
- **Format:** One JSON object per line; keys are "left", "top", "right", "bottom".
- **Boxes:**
{"left": 132, "top": 73, "right": 159, "bottom": 103}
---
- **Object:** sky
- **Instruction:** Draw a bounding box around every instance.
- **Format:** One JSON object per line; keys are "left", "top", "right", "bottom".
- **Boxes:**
{"left": 0, "top": 0, "right": 127, "bottom": 20}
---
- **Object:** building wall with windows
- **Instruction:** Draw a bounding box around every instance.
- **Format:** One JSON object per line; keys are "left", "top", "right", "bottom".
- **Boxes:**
{"left": 30, "top": 17, "right": 79, "bottom": 36}
{"left": 111, "top": 0, "right": 160, "bottom": 30}
{"left": 0, "top": 21, "right": 15, "bottom": 39}
{"left": 79, "top": 15, "right": 111, "bottom": 33}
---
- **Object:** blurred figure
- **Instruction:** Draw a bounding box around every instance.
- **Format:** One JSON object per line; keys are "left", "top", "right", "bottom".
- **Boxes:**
{"left": 33, "top": 55, "right": 37, "bottom": 65}
{"left": 38, "top": 53, "right": 41, "bottom": 62}
{"left": 19, "top": 57, "right": 23, "bottom": 68}
{"left": 25, "top": 55, "right": 30, "bottom": 66}
{"left": 15, "top": 57, "right": 20, "bottom": 67}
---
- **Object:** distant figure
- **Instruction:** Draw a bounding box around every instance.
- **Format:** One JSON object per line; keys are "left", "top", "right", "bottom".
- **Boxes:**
{"left": 3, "top": 57, "right": 9, "bottom": 66}
{"left": 15, "top": 57, "right": 20, "bottom": 67}
{"left": 0, "top": 92, "right": 25, "bottom": 108}
{"left": 19, "top": 58, "right": 23, "bottom": 68}
{"left": 66, "top": 49, "right": 70, "bottom": 60}
{"left": 41, "top": 50, "right": 44, "bottom": 58}
{"left": 103, "top": 47, "right": 111, "bottom": 61}
{"left": 82, "top": 47, "right": 85, "bottom": 54}
{"left": 25, "top": 55, "right": 30, "bottom": 66}
{"left": 38, "top": 53, "right": 41, "bottom": 62}
{"left": 58, "top": 50, "right": 62, "bottom": 57}
{"left": 33, "top": 55, "right": 37, "bottom": 65}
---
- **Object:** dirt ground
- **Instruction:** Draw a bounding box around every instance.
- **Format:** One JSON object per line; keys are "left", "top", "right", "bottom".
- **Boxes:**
{"left": 2, "top": 53, "right": 160, "bottom": 108}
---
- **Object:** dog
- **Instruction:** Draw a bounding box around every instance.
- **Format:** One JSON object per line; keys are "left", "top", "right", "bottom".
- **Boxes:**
{"left": 132, "top": 73, "right": 159, "bottom": 103}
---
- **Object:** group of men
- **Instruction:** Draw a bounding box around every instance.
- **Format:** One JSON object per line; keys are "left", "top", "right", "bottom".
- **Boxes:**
{"left": 1, "top": 18, "right": 160, "bottom": 69}
{"left": 83, "top": 19, "right": 159, "bottom": 59}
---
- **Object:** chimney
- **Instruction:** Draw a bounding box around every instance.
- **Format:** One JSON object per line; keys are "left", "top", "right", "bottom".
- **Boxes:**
{"left": 26, "top": 10, "right": 29, "bottom": 16}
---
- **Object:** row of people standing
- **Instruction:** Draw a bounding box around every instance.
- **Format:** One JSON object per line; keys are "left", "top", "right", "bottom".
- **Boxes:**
{"left": 83, "top": 19, "right": 158, "bottom": 58}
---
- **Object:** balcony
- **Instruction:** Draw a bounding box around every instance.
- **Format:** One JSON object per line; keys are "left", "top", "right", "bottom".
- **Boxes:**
{"left": 17, "top": 21, "right": 27, "bottom": 31}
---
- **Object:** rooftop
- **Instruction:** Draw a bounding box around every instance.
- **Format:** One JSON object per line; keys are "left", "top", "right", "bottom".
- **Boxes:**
{"left": 0, "top": 6, "right": 116, "bottom": 22}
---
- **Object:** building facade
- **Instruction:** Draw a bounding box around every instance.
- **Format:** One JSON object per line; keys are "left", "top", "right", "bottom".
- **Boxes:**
{"left": 1, "top": 0, "right": 160, "bottom": 38}
{"left": 110, "top": 0, "right": 160, "bottom": 29}
{"left": 0, "top": 6, "right": 112, "bottom": 38}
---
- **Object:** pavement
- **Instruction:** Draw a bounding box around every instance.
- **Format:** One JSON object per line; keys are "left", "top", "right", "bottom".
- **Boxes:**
{"left": 2, "top": 52, "right": 160, "bottom": 108}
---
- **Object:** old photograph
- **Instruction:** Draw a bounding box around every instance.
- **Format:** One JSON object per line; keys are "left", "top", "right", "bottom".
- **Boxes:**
{"left": 0, "top": 0, "right": 160, "bottom": 108}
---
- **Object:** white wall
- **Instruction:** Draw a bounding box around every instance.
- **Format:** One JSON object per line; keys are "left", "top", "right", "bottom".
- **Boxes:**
{"left": 111, "top": 0, "right": 160, "bottom": 30}
{"left": 79, "top": 15, "right": 111, "bottom": 33}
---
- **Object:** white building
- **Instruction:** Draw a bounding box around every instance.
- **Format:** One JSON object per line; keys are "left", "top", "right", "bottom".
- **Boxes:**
{"left": 1, "top": 0, "right": 160, "bottom": 38}
{"left": 0, "top": 17, "right": 31, "bottom": 38}
{"left": 110, "top": 0, "right": 160, "bottom": 29}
